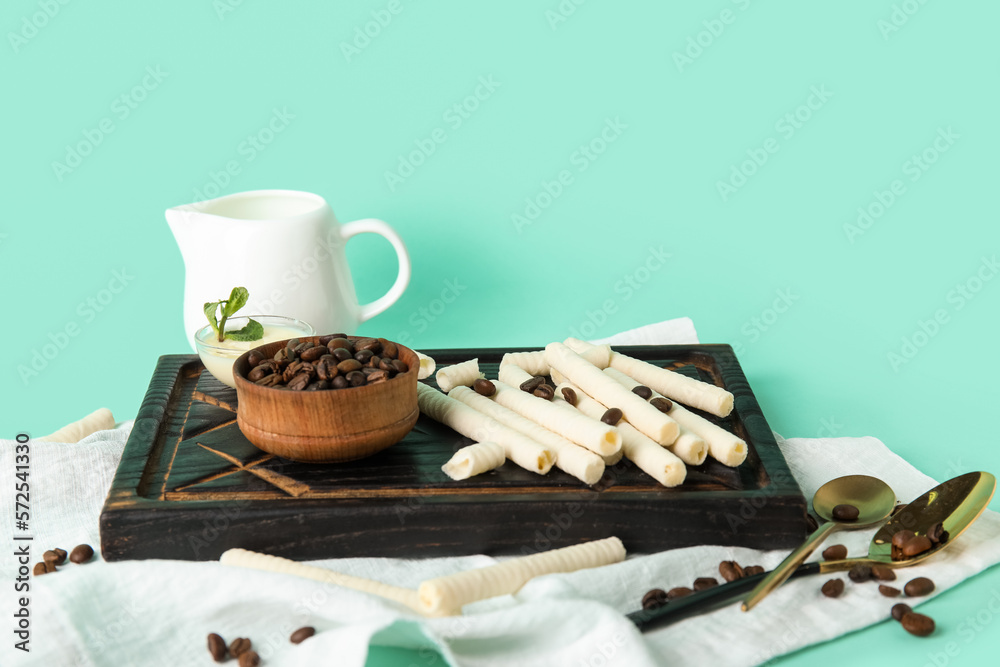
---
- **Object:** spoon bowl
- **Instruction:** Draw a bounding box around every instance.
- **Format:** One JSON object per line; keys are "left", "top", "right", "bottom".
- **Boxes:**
{"left": 741, "top": 474, "right": 897, "bottom": 611}
{"left": 813, "top": 474, "right": 899, "bottom": 525}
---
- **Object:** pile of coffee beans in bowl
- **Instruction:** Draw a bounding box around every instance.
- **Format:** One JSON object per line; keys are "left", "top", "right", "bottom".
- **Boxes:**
{"left": 244, "top": 335, "right": 410, "bottom": 391}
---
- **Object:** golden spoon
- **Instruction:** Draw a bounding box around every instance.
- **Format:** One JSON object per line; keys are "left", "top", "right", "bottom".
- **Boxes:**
{"left": 742, "top": 474, "right": 897, "bottom": 611}
{"left": 630, "top": 471, "right": 995, "bottom": 631}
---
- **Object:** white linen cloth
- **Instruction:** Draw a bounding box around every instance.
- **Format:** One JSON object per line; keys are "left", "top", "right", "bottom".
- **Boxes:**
{"left": 2, "top": 317, "right": 999, "bottom": 666}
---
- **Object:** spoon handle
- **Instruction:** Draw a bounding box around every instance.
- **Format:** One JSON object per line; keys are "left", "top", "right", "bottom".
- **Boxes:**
{"left": 629, "top": 562, "right": 822, "bottom": 632}
{"left": 742, "top": 520, "right": 838, "bottom": 612}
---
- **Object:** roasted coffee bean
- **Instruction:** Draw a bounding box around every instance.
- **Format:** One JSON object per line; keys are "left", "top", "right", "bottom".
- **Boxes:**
{"left": 822, "top": 544, "right": 848, "bottom": 561}
{"left": 821, "top": 578, "right": 844, "bottom": 598}
{"left": 368, "top": 355, "right": 382, "bottom": 368}
{"left": 719, "top": 561, "right": 744, "bottom": 582}
{"left": 900, "top": 612, "right": 935, "bottom": 637}
{"left": 69, "top": 544, "right": 94, "bottom": 564}
{"left": 287, "top": 373, "right": 311, "bottom": 391}
{"left": 891, "top": 530, "right": 916, "bottom": 549}
{"left": 228, "top": 637, "right": 251, "bottom": 657}
{"left": 632, "top": 385, "right": 653, "bottom": 400}
{"left": 305, "top": 380, "right": 328, "bottom": 391}
{"left": 283, "top": 361, "right": 305, "bottom": 383}
{"left": 743, "top": 565, "right": 765, "bottom": 576}
{"left": 601, "top": 407, "right": 623, "bottom": 425}
{"left": 901, "top": 536, "right": 933, "bottom": 558}
{"left": 247, "top": 351, "right": 263, "bottom": 367}
{"left": 332, "top": 376, "right": 349, "bottom": 389}
{"left": 379, "top": 358, "right": 395, "bottom": 372}
{"left": 44, "top": 560, "right": 56, "bottom": 572}
{"left": 315, "top": 358, "right": 338, "bottom": 381}
{"left": 904, "top": 577, "right": 935, "bottom": 597}
{"left": 848, "top": 564, "right": 871, "bottom": 583}
{"left": 256, "top": 373, "right": 282, "bottom": 387}
{"left": 871, "top": 565, "right": 896, "bottom": 581}
{"left": 805, "top": 513, "right": 819, "bottom": 532}
{"left": 560, "top": 387, "right": 578, "bottom": 406}
{"left": 290, "top": 626, "right": 316, "bottom": 644}
{"left": 354, "top": 349, "right": 374, "bottom": 364}
{"left": 294, "top": 341, "right": 314, "bottom": 354}
{"left": 207, "top": 633, "right": 227, "bottom": 662}
{"left": 347, "top": 370, "right": 366, "bottom": 387}
{"left": 331, "top": 347, "right": 353, "bottom": 362}
{"left": 367, "top": 369, "right": 390, "bottom": 384}
{"left": 238, "top": 650, "right": 260, "bottom": 666}
{"left": 666, "top": 587, "right": 693, "bottom": 600}
{"left": 473, "top": 378, "right": 496, "bottom": 397}
{"left": 274, "top": 347, "right": 291, "bottom": 362}
{"left": 533, "top": 384, "right": 555, "bottom": 400}
{"left": 248, "top": 366, "right": 272, "bottom": 382}
{"left": 832, "top": 504, "right": 860, "bottom": 522}
{"left": 258, "top": 359, "right": 280, "bottom": 373}
{"left": 391, "top": 359, "right": 409, "bottom": 374}
{"left": 649, "top": 397, "right": 673, "bottom": 413}
{"left": 355, "top": 337, "right": 382, "bottom": 354}
{"left": 879, "top": 585, "right": 901, "bottom": 598}
{"left": 692, "top": 577, "right": 718, "bottom": 591}
{"left": 319, "top": 334, "right": 337, "bottom": 346}
{"left": 301, "top": 345, "right": 327, "bottom": 362}
{"left": 52, "top": 548, "right": 68, "bottom": 565}
{"left": 641, "top": 588, "right": 668, "bottom": 610}
{"left": 379, "top": 338, "right": 398, "bottom": 359}
{"left": 285, "top": 338, "right": 300, "bottom": 352}
{"left": 520, "top": 376, "right": 545, "bottom": 393}
{"left": 337, "top": 359, "right": 363, "bottom": 374}
{"left": 32, "top": 562, "right": 48, "bottom": 576}
{"left": 927, "top": 522, "right": 947, "bottom": 544}
{"left": 891, "top": 603, "right": 912, "bottom": 621}
{"left": 327, "top": 337, "right": 353, "bottom": 352}
{"left": 43, "top": 550, "right": 61, "bottom": 565}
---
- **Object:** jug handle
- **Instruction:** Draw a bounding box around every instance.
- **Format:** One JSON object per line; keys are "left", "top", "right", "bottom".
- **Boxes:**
{"left": 340, "top": 218, "right": 411, "bottom": 322}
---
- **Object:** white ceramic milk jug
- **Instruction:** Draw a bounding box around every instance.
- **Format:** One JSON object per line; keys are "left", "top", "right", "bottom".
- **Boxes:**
{"left": 167, "top": 190, "right": 410, "bottom": 350}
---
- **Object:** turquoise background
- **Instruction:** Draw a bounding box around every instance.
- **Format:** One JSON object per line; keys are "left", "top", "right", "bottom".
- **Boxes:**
{"left": 2, "top": 1, "right": 999, "bottom": 665}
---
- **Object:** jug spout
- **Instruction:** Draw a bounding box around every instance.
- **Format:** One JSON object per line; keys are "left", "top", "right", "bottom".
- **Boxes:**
{"left": 165, "top": 204, "right": 203, "bottom": 260}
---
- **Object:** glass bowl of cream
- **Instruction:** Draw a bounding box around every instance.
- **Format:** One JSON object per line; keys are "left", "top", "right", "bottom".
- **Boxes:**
{"left": 194, "top": 315, "right": 315, "bottom": 388}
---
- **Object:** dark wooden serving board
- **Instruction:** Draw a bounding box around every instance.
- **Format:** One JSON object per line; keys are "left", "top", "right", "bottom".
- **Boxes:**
{"left": 99, "top": 345, "right": 810, "bottom": 561}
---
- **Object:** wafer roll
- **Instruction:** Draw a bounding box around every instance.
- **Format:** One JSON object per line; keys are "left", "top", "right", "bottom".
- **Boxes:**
{"left": 604, "top": 367, "right": 745, "bottom": 467}
{"left": 417, "top": 384, "right": 555, "bottom": 474}
{"left": 544, "top": 343, "right": 679, "bottom": 445}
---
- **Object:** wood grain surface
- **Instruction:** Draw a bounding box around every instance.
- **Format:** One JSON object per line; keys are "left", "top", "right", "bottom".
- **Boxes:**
{"left": 99, "top": 345, "right": 810, "bottom": 561}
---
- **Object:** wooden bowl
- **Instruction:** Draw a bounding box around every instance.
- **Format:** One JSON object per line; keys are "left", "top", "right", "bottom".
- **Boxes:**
{"left": 233, "top": 337, "right": 419, "bottom": 463}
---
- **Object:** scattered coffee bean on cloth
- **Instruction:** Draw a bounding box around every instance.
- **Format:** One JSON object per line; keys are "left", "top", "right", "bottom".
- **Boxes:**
{"left": 207, "top": 633, "right": 227, "bottom": 662}
{"left": 290, "top": 626, "right": 315, "bottom": 644}
{"left": 229, "top": 637, "right": 252, "bottom": 658}
{"left": 692, "top": 577, "right": 718, "bottom": 591}
{"left": 848, "top": 564, "right": 872, "bottom": 583}
{"left": 666, "top": 587, "right": 693, "bottom": 600}
{"left": 904, "top": 577, "right": 935, "bottom": 597}
{"left": 69, "top": 544, "right": 94, "bottom": 564}
{"left": 879, "top": 585, "right": 901, "bottom": 598}
{"left": 821, "top": 579, "right": 845, "bottom": 598}
{"left": 719, "top": 561, "right": 745, "bottom": 582}
{"left": 641, "top": 589, "right": 668, "bottom": 611}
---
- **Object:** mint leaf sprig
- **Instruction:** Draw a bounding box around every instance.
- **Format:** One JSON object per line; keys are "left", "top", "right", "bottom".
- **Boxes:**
{"left": 203, "top": 286, "right": 263, "bottom": 343}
